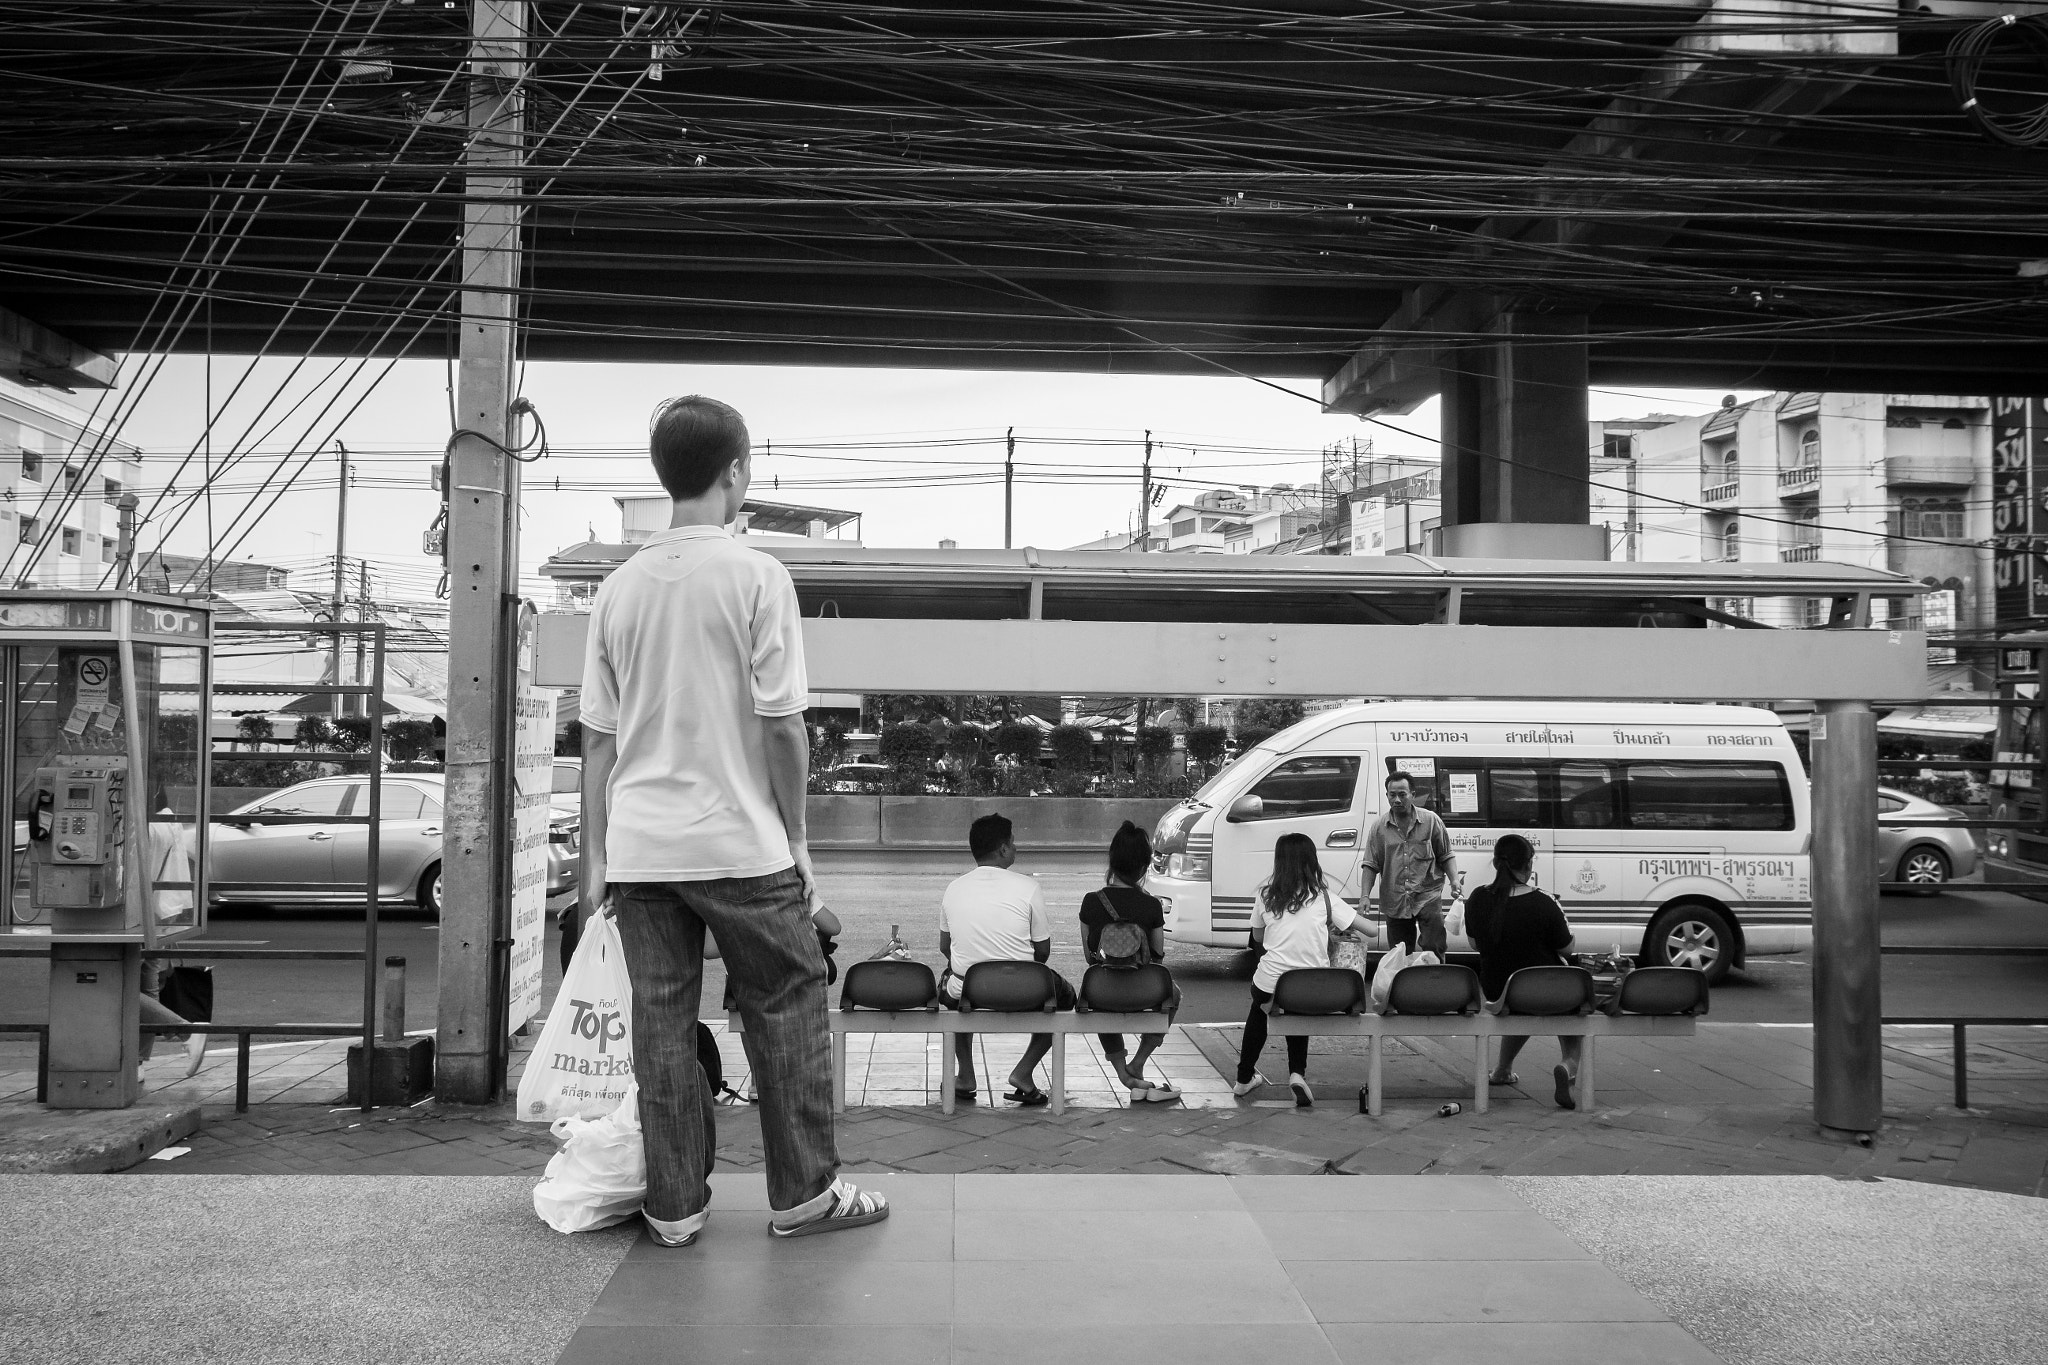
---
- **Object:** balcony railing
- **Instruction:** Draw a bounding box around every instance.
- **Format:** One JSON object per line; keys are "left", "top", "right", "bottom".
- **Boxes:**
{"left": 1778, "top": 464, "right": 1821, "bottom": 494}
{"left": 1701, "top": 479, "right": 1740, "bottom": 504}
{"left": 1780, "top": 543, "right": 1822, "bottom": 562}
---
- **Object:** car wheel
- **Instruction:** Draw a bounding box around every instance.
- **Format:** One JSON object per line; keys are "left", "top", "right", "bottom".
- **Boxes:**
{"left": 1644, "top": 902, "right": 1735, "bottom": 985}
{"left": 1896, "top": 845, "right": 1950, "bottom": 895}
{"left": 418, "top": 863, "right": 442, "bottom": 920}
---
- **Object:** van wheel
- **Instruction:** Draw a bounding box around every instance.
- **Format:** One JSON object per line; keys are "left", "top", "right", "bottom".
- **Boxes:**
{"left": 1644, "top": 903, "right": 1734, "bottom": 985}
{"left": 418, "top": 863, "right": 442, "bottom": 920}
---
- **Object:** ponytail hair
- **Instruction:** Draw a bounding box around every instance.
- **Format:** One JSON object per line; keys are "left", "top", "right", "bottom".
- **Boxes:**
{"left": 1489, "top": 834, "right": 1535, "bottom": 897}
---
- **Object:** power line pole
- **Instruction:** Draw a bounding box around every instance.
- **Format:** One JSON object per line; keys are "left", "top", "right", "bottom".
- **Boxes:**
{"left": 1004, "top": 426, "right": 1014, "bottom": 549}
{"left": 356, "top": 557, "right": 370, "bottom": 717}
{"left": 331, "top": 443, "right": 348, "bottom": 721}
{"left": 439, "top": 0, "right": 526, "bottom": 1104}
{"left": 1140, "top": 430, "right": 1152, "bottom": 551}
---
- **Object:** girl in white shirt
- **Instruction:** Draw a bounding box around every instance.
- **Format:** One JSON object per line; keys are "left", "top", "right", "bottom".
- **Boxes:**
{"left": 1234, "top": 833, "right": 1364, "bottom": 1108}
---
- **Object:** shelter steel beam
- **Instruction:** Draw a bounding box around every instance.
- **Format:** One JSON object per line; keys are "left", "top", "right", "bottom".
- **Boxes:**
{"left": 438, "top": 0, "right": 526, "bottom": 1104}
{"left": 1811, "top": 699, "right": 1882, "bottom": 1135}
{"left": 0, "top": 303, "right": 115, "bottom": 390}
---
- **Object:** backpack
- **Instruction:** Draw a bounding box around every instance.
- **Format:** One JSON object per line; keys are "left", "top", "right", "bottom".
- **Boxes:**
{"left": 1093, "top": 888, "right": 1149, "bottom": 968}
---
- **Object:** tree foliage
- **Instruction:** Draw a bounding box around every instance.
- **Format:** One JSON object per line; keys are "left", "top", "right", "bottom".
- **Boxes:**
{"left": 1235, "top": 698, "right": 1305, "bottom": 735}
{"left": 236, "top": 714, "right": 275, "bottom": 748}
{"left": 293, "top": 715, "right": 334, "bottom": 749}
{"left": 1048, "top": 722, "right": 1094, "bottom": 771}
{"left": 386, "top": 718, "right": 439, "bottom": 764}
{"left": 993, "top": 720, "right": 1044, "bottom": 762}
{"left": 878, "top": 722, "right": 937, "bottom": 771}
{"left": 1235, "top": 726, "right": 1278, "bottom": 752}
{"left": 1185, "top": 725, "right": 1229, "bottom": 767}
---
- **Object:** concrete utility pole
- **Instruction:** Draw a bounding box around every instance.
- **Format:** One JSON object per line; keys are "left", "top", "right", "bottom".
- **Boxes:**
{"left": 331, "top": 443, "right": 349, "bottom": 720}
{"left": 1811, "top": 699, "right": 1881, "bottom": 1136}
{"left": 438, "top": 0, "right": 527, "bottom": 1103}
{"left": 1004, "top": 426, "right": 1014, "bottom": 550}
{"left": 1140, "top": 430, "right": 1151, "bottom": 550}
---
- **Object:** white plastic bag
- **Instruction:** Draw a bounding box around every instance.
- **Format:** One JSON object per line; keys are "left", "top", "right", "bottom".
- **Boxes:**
{"left": 516, "top": 909, "right": 635, "bottom": 1124}
{"left": 1444, "top": 899, "right": 1466, "bottom": 942}
{"left": 1369, "top": 942, "right": 1411, "bottom": 1012}
{"left": 533, "top": 1081, "right": 646, "bottom": 1233}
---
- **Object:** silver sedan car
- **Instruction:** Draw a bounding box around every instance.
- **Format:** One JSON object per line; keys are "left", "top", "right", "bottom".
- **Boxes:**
{"left": 210, "top": 774, "right": 578, "bottom": 917}
{"left": 1878, "top": 786, "right": 1980, "bottom": 892}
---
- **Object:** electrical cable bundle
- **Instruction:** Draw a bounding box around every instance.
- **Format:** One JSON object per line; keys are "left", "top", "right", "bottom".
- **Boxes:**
{"left": 1948, "top": 13, "right": 2048, "bottom": 149}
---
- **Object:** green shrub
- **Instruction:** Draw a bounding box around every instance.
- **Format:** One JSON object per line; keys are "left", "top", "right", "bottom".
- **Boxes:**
{"left": 993, "top": 720, "right": 1043, "bottom": 763}
{"left": 1185, "top": 725, "right": 1228, "bottom": 769}
{"left": 1236, "top": 725, "right": 1278, "bottom": 752}
{"left": 1048, "top": 723, "right": 1094, "bottom": 772}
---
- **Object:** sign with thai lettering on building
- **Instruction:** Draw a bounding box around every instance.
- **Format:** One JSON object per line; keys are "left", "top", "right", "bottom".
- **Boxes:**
{"left": 1994, "top": 396, "right": 2035, "bottom": 622}
{"left": 507, "top": 687, "right": 557, "bottom": 1031}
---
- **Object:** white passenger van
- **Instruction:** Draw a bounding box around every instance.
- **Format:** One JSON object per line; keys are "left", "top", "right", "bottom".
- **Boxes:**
{"left": 1149, "top": 702, "right": 1809, "bottom": 983}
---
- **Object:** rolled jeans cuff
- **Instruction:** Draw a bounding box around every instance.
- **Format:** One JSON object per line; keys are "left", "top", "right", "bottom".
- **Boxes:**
{"left": 645, "top": 1208, "right": 709, "bottom": 1240}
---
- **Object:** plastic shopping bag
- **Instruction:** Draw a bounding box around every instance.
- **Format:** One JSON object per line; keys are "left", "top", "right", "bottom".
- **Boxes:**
{"left": 516, "top": 909, "right": 635, "bottom": 1124}
{"left": 1444, "top": 899, "right": 1466, "bottom": 942}
{"left": 532, "top": 1082, "right": 647, "bottom": 1233}
{"left": 1369, "top": 942, "right": 1411, "bottom": 1012}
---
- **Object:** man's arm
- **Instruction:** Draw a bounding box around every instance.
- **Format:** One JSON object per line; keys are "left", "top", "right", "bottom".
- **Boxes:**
{"left": 578, "top": 727, "right": 618, "bottom": 924}
{"left": 762, "top": 712, "right": 819, "bottom": 912}
{"left": 1031, "top": 937, "right": 1052, "bottom": 964}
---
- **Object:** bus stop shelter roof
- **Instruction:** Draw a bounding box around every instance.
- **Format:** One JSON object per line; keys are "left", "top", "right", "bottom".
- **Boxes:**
{"left": 4, "top": 1, "right": 2048, "bottom": 394}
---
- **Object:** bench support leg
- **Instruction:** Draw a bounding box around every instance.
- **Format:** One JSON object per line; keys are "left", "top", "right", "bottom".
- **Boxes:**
{"left": 1473, "top": 1033, "right": 1489, "bottom": 1114}
{"left": 941, "top": 1033, "right": 957, "bottom": 1115}
{"left": 1576, "top": 1036, "right": 1595, "bottom": 1112}
{"left": 1954, "top": 1023, "right": 1969, "bottom": 1111}
{"left": 1049, "top": 1033, "right": 1065, "bottom": 1117}
{"left": 831, "top": 1032, "right": 846, "bottom": 1114}
{"left": 1368, "top": 1035, "right": 1384, "bottom": 1117}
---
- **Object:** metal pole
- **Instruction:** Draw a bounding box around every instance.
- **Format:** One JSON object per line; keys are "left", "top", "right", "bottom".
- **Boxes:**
{"left": 437, "top": 0, "right": 525, "bottom": 1104}
{"left": 355, "top": 559, "right": 368, "bottom": 717}
{"left": 361, "top": 623, "right": 385, "bottom": 1112}
{"left": 1811, "top": 698, "right": 1882, "bottom": 1136}
{"left": 1004, "top": 426, "right": 1014, "bottom": 550}
{"left": 113, "top": 491, "right": 139, "bottom": 590}
{"left": 331, "top": 444, "right": 348, "bottom": 721}
{"left": 1140, "top": 430, "right": 1152, "bottom": 550}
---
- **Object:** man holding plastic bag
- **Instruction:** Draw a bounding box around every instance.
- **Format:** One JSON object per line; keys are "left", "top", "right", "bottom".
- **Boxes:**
{"left": 573, "top": 395, "right": 887, "bottom": 1250}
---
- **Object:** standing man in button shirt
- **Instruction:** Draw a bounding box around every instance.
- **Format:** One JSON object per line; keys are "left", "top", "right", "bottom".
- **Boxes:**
{"left": 1359, "top": 770, "right": 1461, "bottom": 957}
{"left": 579, "top": 395, "right": 886, "bottom": 1249}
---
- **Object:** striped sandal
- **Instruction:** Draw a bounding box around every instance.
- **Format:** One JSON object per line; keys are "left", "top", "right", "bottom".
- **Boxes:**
{"left": 769, "top": 1180, "right": 891, "bottom": 1239}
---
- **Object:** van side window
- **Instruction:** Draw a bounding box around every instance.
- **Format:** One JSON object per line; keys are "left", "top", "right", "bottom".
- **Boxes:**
{"left": 1557, "top": 763, "right": 1619, "bottom": 829}
{"left": 1487, "top": 766, "right": 1543, "bottom": 828}
{"left": 1624, "top": 762, "right": 1792, "bottom": 831}
{"left": 1242, "top": 755, "right": 1361, "bottom": 819}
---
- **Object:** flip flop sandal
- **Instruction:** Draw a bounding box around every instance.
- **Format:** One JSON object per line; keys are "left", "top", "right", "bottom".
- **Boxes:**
{"left": 1488, "top": 1073, "right": 1520, "bottom": 1086}
{"left": 769, "top": 1180, "right": 890, "bottom": 1239}
{"left": 953, "top": 1088, "right": 979, "bottom": 1104}
{"left": 1003, "top": 1087, "right": 1051, "bottom": 1107}
{"left": 1554, "top": 1065, "right": 1577, "bottom": 1110}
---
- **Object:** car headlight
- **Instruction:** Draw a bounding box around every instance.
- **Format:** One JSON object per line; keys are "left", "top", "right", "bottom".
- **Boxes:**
{"left": 1168, "top": 852, "right": 1211, "bottom": 881}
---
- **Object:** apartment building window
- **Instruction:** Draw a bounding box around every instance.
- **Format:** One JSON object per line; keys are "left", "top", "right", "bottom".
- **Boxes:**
{"left": 1897, "top": 497, "right": 1966, "bottom": 540}
{"left": 20, "top": 516, "right": 40, "bottom": 545}
{"left": 100, "top": 539, "right": 116, "bottom": 565}
{"left": 1722, "top": 520, "right": 1741, "bottom": 562}
{"left": 103, "top": 478, "right": 121, "bottom": 504}
{"left": 1798, "top": 428, "right": 1819, "bottom": 466}
{"left": 61, "top": 528, "right": 79, "bottom": 556}
{"left": 21, "top": 452, "right": 40, "bottom": 481}
{"left": 62, "top": 465, "right": 80, "bottom": 491}
{"left": 1721, "top": 447, "right": 1739, "bottom": 479}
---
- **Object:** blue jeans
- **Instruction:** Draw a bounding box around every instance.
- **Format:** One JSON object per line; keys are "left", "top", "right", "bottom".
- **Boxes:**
{"left": 615, "top": 871, "right": 839, "bottom": 1222}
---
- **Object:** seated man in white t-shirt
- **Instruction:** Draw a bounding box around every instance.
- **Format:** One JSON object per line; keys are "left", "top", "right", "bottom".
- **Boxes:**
{"left": 937, "top": 813, "right": 1076, "bottom": 1107}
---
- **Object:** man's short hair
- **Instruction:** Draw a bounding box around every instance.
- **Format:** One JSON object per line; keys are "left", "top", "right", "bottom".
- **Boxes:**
{"left": 1384, "top": 771, "right": 1414, "bottom": 790}
{"left": 969, "top": 813, "right": 1014, "bottom": 860}
{"left": 649, "top": 395, "right": 750, "bottom": 500}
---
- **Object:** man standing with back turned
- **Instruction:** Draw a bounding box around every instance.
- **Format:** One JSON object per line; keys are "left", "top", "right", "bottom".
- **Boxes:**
{"left": 579, "top": 395, "right": 887, "bottom": 1248}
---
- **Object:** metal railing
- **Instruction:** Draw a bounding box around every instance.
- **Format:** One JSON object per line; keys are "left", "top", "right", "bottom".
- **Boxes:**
{"left": 1880, "top": 946, "right": 2048, "bottom": 1110}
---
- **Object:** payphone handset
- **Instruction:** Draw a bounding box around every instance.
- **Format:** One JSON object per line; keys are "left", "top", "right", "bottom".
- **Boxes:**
{"left": 28, "top": 756, "right": 128, "bottom": 911}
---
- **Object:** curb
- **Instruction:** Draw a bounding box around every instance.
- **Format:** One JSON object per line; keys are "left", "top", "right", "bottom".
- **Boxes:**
{"left": 0, "top": 1102, "right": 202, "bottom": 1174}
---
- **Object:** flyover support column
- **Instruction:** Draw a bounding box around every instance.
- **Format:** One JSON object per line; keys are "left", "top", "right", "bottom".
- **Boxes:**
{"left": 438, "top": 0, "right": 526, "bottom": 1104}
{"left": 1810, "top": 698, "right": 1882, "bottom": 1136}
{"left": 1435, "top": 312, "right": 1603, "bottom": 560}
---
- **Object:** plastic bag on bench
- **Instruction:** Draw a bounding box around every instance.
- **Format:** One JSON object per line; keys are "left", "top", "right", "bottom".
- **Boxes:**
{"left": 1368, "top": 943, "right": 1441, "bottom": 1012}
{"left": 533, "top": 1081, "right": 646, "bottom": 1233}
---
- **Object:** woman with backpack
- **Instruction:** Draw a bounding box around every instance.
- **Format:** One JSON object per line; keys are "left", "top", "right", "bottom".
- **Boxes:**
{"left": 1235, "top": 833, "right": 1367, "bottom": 1108}
{"left": 1078, "top": 820, "right": 1181, "bottom": 1103}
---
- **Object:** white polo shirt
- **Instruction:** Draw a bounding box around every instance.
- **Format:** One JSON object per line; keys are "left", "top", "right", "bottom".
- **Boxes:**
{"left": 580, "top": 523, "right": 809, "bottom": 881}
{"left": 939, "top": 865, "right": 1051, "bottom": 975}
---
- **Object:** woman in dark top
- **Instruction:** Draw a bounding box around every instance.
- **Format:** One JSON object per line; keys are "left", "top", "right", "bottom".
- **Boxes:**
{"left": 1078, "top": 821, "right": 1181, "bottom": 1103}
{"left": 1464, "top": 834, "right": 1583, "bottom": 1109}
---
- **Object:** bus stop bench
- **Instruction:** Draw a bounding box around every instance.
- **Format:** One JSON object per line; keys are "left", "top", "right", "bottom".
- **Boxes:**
{"left": 1262, "top": 1010, "right": 1697, "bottom": 1115}
{"left": 1261, "top": 964, "right": 1706, "bottom": 1115}
{"left": 824, "top": 1008, "right": 1180, "bottom": 1116}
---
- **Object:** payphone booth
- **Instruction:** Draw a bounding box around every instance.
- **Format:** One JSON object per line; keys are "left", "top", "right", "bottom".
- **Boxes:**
{"left": 0, "top": 591, "right": 211, "bottom": 1108}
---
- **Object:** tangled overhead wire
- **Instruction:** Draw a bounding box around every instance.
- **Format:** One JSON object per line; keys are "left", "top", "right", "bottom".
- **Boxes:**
{"left": 1948, "top": 13, "right": 2048, "bottom": 149}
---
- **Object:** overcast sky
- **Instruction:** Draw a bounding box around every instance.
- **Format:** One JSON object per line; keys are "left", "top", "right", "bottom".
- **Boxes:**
{"left": 102, "top": 354, "right": 1756, "bottom": 601}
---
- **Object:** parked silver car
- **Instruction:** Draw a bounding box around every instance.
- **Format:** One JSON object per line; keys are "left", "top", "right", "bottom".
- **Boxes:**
{"left": 1877, "top": 786, "right": 1979, "bottom": 892}
{"left": 210, "top": 774, "right": 579, "bottom": 917}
